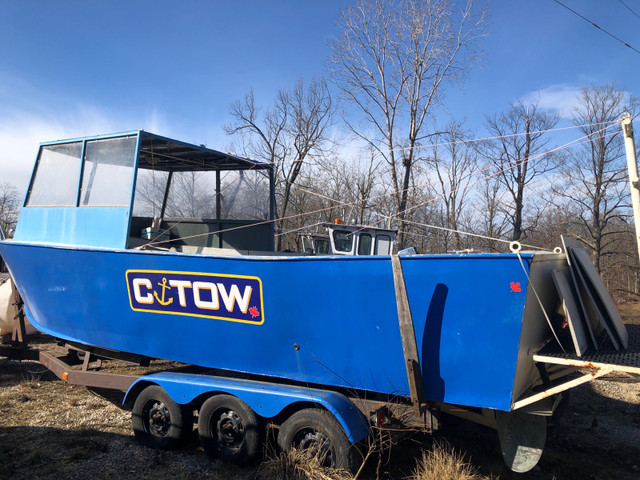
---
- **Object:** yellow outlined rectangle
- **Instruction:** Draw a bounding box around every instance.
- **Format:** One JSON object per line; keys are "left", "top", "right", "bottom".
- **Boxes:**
{"left": 125, "top": 269, "right": 265, "bottom": 325}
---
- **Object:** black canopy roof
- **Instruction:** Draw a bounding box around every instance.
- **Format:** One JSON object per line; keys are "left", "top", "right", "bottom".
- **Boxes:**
{"left": 137, "top": 131, "right": 271, "bottom": 172}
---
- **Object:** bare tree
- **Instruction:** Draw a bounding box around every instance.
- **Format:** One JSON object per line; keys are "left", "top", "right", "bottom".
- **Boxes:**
{"left": 426, "top": 121, "right": 478, "bottom": 249}
{"left": 314, "top": 153, "right": 383, "bottom": 225}
{"left": 473, "top": 175, "right": 509, "bottom": 251}
{"left": 225, "top": 78, "right": 335, "bottom": 250}
{"left": 343, "top": 158, "right": 379, "bottom": 225}
{"left": 328, "top": 0, "right": 486, "bottom": 248}
{"left": 0, "top": 182, "right": 20, "bottom": 236}
{"left": 481, "top": 101, "right": 559, "bottom": 241}
{"left": 556, "top": 84, "right": 638, "bottom": 273}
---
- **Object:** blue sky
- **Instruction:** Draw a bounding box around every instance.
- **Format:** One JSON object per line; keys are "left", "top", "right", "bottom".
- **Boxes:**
{"left": 1, "top": 0, "right": 639, "bottom": 193}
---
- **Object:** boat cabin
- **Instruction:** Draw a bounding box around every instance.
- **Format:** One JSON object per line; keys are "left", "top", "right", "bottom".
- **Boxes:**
{"left": 302, "top": 223, "right": 396, "bottom": 256}
{"left": 14, "top": 131, "right": 397, "bottom": 257}
{"left": 14, "top": 131, "right": 275, "bottom": 253}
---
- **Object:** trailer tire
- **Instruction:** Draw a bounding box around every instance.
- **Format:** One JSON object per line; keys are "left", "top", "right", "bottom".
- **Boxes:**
{"left": 277, "top": 408, "right": 355, "bottom": 471}
{"left": 132, "top": 385, "right": 193, "bottom": 450}
{"left": 198, "top": 394, "right": 260, "bottom": 465}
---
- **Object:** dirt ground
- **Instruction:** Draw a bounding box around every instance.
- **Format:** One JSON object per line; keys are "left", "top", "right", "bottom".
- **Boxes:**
{"left": 2, "top": 307, "right": 640, "bottom": 480}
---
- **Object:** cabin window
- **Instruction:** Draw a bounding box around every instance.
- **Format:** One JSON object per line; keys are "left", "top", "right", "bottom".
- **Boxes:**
{"left": 132, "top": 169, "right": 170, "bottom": 217}
{"left": 332, "top": 230, "right": 353, "bottom": 253}
{"left": 315, "top": 238, "right": 330, "bottom": 254}
{"left": 375, "top": 235, "right": 392, "bottom": 255}
{"left": 80, "top": 136, "right": 137, "bottom": 207}
{"left": 358, "top": 233, "right": 372, "bottom": 255}
{"left": 160, "top": 170, "right": 270, "bottom": 220}
{"left": 26, "top": 142, "right": 83, "bottom": 206}
{"left": 220, "top": 170, "right": 270, "bottom": 220}
{"left": 302, "top": 237, "right": 313, "bottom": 253}
{"left": 164, "top": 171, "right": 218, "bottom": 218}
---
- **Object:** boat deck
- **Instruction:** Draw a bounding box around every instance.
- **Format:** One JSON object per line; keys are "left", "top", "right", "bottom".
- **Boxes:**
{"left": 534, "top": 323, "right": 640, "bottom": 374}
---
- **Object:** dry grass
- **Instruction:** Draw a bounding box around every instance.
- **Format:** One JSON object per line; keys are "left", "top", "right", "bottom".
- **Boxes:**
{"left": 253, "top": 442, "right": 495, "bottom": 480}
{"left": 0, "top": 358, "right": 250, "bottom": 480}
{"left": 616, "top": 301, "right": 640, "bottom": 325}
{"left": 253, "top": 449, "right": 352, "bottom": 480}
{"left": 407, "top": 442, "right": 495, "bottom": 480}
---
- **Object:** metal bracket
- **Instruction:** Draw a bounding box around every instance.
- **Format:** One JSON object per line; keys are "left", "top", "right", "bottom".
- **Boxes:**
{"left": 10, "top": 279, "right": 28, "bottom": 347}
{"left": 513, "top": 358, "right": 615, "bottom": 411}
{"left": 80, "top": 350, "right": 103, "bottom": 371}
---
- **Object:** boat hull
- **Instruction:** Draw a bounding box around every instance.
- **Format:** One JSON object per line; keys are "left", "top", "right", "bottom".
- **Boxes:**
{"left": 0, "top": 241, "right": 535, "bottom": 411}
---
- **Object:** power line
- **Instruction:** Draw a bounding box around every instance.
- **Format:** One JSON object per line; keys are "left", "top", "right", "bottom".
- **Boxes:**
{"left": 552, "top": 0, "right": 640, "bottom": 55}
{"left": 143, "top": 121, "right": 618, "bottom": 249}
{"left": 618, "top": 0, "right": 640, "bottom": 23}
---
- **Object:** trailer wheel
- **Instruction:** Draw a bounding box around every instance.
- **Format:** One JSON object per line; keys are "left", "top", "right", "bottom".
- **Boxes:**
{"left": 277, "top": 408, "right": 354, "bottom": 471}
{"left": 198, "top": 394, "right": 260, "bottom": 465}
{"left": 132, "top": 385, "right": 193, "bottom": 450}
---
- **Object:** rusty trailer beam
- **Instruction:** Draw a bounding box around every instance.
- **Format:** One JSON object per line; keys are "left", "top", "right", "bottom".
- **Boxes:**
{"left": 64, "top": 341, "right": 152, "bottom": 366}
{"left": 39, "top": 350, "right": 139, "bottom": 392}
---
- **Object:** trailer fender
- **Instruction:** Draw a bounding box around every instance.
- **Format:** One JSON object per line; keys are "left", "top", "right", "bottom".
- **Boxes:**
{"left": 124, "top": 372, "right": 370, "bottom": 443}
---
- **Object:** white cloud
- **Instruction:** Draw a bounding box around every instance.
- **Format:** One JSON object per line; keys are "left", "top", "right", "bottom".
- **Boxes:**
{"left": 0, "top": 103, "right": 179, "bottom": 196}
{"left": 521, "top": 84, "right": 583, "bottom": 119}
{"left": 0, "top": 107, "right": 115, "bottom": 194}
{"left": 0, "top": 68, "right": 189, "bottom": 195}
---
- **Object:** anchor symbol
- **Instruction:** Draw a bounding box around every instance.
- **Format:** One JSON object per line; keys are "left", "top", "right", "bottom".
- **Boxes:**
{"left": 153, "top": 277, "right": 174, "bottom": 306}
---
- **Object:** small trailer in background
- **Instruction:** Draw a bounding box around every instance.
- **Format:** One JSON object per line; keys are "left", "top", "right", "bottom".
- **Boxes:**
{"left": 2, "top": 129, "right": 640, "bottom": 473}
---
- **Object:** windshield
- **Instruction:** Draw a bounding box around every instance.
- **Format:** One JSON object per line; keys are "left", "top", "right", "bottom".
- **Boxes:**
{"left": 26, "top": 136, "right": 137, "bottom": 208}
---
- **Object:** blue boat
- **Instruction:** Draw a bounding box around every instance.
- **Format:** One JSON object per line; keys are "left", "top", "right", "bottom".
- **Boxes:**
{"left": 2, "top": 131, "right": 637, "bottom": 472}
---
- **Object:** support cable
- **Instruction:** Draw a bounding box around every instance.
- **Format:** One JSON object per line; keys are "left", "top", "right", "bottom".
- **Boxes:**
{"left": 618, "top": 0, "right": 640, "bottom": 22}
{"left": 143, "top": 123, "right": 616, "bottom": 249}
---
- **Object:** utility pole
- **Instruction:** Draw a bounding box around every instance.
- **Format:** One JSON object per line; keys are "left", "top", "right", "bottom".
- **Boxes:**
{"left": 621, "top": 113, "right": 640, "bottom": 263}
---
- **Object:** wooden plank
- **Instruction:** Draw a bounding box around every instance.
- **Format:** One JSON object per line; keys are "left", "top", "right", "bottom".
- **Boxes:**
{"left": 391, "top": 254, "right": 425, "bottom": 414}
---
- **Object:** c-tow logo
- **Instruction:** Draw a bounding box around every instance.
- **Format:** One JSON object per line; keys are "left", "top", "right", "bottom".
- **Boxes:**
{"left": 126, "top": 269, "right": 264, "bottom": 324}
